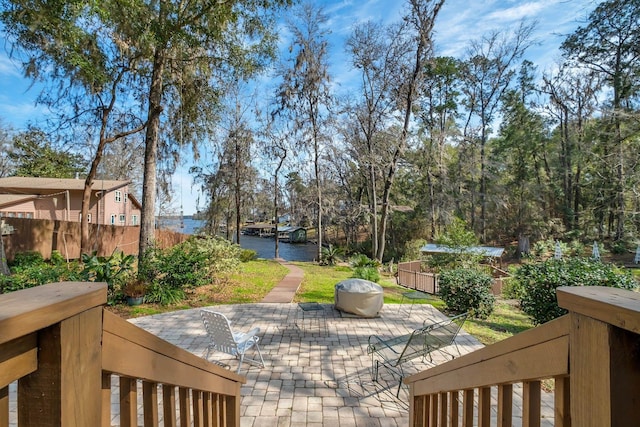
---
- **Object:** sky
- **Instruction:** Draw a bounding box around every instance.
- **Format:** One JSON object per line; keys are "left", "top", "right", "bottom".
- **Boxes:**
{"left": 0, "top": 0, "right": 602, "bottom": 215}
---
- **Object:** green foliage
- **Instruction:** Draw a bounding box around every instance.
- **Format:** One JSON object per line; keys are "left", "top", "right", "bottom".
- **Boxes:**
{"left": 10, "top": 251, "right": 45, "bottom": 269}
{"left": 81, "top": 251, "right": 135, "bottom": 287}
{"left": 401, "top": 239, "right": 427, "bottom": 262}
{"left": 515, "top": 258, "right": 638, "bottom": 325}
{"left": 429, "top": 218, "right": 482, "bottom": 271}
{"left": 239, "top": 249, "right": 258, "bottom": 262}
{"left": 438, "top": 268, "right": 495, "bottom": 319}
{"left": 144, "top": 283, "right": 185, "bottom": 306}
{"left": 0, "top": 257, "right": 83, "bottom": 294}
{"left": 348, "top": 253, "right": 380, "bottom": 282}
{"left": 140, "top": 236, "right": 241, "bottom": 294}
{"left": 9, "top": 129, "right": 86, "bottom": 178}
{"left": 349, "top": 253, "right": 380, "bottom": 269}
{"left": 320, "top": 244, "right": 343, "bottom": 266}
{"left": 352, "top": 266, "right": 380, "bottom": 283}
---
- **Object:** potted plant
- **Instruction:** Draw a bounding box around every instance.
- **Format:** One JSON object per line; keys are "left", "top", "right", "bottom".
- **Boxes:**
{"left": 122, "top": 279, "right": 147, "bottom": 306}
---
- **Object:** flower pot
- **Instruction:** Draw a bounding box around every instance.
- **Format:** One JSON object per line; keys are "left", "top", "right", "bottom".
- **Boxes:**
{"left": 126, "top": 296, "right": 144, "bottom": 306}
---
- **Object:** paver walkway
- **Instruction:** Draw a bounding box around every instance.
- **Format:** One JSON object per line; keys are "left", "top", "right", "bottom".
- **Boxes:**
{"left": 6, "top": 303, "right": 557, "bottom": 427}
{"left": 261, "top": 259, "right": 305, "bottom": 303}
{"left": 122, "top": 304, "right": 555, "bottom": 427}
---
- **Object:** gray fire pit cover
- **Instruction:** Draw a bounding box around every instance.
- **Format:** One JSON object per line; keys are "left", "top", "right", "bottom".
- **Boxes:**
{"left": 334, "top": 279, "right": 384, "bottom": 317}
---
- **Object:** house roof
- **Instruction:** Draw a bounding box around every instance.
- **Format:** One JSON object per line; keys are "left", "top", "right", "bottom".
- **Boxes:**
{"left": 420, "top": 243, "right": 505, "bottom": 258}
{"left": 0, "top": 194, "right": 38, "bottom": 209}
{"left": 278, "top": 226, "right": 306, "bottom": 232}
{"left": 0, "top": 177, "right": 131, "bottom": 194}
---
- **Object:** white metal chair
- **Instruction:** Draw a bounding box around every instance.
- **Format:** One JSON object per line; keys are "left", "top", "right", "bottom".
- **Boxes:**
{"left": 199, "top": 310, "right": 265, "bottom": 373}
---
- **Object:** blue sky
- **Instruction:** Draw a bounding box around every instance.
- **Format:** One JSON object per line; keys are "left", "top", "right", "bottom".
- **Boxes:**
{"left": 0, "top": 0, "right": 601, "bottom": 214}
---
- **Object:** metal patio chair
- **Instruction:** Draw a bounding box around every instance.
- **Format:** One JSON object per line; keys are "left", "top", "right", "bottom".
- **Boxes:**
{"left": 200, "top": 309, "right": 265, "bottom": 373}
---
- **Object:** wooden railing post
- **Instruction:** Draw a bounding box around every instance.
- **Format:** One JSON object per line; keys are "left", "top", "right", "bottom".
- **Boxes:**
{"left": 557, "top": 286, "right": 640, "bottom": 427}
{"left": 18, "top": 306, "right": 104, "bottom": 426}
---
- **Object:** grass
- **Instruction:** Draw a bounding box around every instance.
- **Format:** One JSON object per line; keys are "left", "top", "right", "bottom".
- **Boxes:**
{"left": 294, "top": 262, "right": 531, "bottom": 345}
{"left": 109, "top": 260, "right": 534, "bottom": 347}
{"left": 108, "top": 259, "right": 288, "bottom": 318}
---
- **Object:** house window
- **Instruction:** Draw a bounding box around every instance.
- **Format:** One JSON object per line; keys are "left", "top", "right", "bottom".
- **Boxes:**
{"left": 17, "top": 213, "right": 23, "bottom": 218}
{"left": 119, "top": 214, "right": 126, "bottom": 224}
{"left": 26, "top": 213, "right": 33, "bottom": 219}
{"left": 124, "top": 193, "right": 128, "bottom": 203}
{"left": 131, "top": 215, "right": 138, "bottom": 225}
{"left": 115, "top": 191, "right": 122, "bottom": 203}
{"left": 87, "top": 214, "right": 92, "bottom": 223}
{"left": 110, "top": 214, "right": 116, "bottom": 225}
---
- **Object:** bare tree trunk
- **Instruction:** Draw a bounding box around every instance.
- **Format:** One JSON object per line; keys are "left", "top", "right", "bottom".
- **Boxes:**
{"left": 139, "top": 47, "right": 165, "bottom": 260}
{"left": 376, "top": 0, "right": 445, "bottom": 262}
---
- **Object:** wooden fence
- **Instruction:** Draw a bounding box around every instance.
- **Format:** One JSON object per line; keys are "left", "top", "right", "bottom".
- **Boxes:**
{"left": 397, "top": 261, "right": 440, "bottom": 294}
{"left": 1, "top": 218, "right": 189, "bottom": 261}
{"left": 405, "top": 286, "right": 640, "bottom": 426}
{"left": 397, "top": 261, "right": 510, "bottom": 296}
{"left": 0, "top": 282, "right": 244, "bottom": 426}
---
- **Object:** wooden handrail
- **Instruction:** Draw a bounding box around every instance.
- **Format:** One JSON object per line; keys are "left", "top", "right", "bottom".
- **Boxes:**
{"left": 405, "top": 286, "right": 640, "bottom": 427}
{"left": 406, "top": 315, "right": 569, "bottom": 396}
{"left": 0, "top": 282, "right": 245, "bottom": 427}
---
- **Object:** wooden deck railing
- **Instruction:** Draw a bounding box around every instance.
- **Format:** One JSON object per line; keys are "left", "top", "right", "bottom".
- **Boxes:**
{"left": 405, "top": 286, "right": 640, "bottom": 426}
{"left": 0, "top": 282, "right": 245, "bottom": 427}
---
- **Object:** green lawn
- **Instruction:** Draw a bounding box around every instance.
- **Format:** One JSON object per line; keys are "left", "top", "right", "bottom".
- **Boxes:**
{"left": 113, "top": 260, "right": 534, "bottom": 347}
{"left": 293, "top": 262, "right": 532, "bottom": 345}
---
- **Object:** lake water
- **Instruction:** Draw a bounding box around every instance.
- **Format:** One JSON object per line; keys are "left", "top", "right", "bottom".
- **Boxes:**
{"left": 173, "top": 217, "right": 318, "bottom": 262}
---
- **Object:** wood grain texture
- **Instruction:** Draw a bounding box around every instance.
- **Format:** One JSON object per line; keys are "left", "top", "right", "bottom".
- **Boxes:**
{"left": 0, "top": 334, "right": 37, "bottom": 388}
{"left": 497, "top": 383, "right": 513, "bottom": 427}
{"left": 557, "top": 286, "right": 640, "bottom": 334}
{"left": 18, "top": 307, "right": 102, "bottom": 427}
{"left": 406, "top": 316, "right": 569, "bottom": 387}
{"left": 0, "top": 282, "right": 106, "bottom": 345}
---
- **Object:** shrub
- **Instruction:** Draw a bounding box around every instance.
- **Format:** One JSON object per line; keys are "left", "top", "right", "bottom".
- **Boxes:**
{"left": 352, "top": 266, "right": 380, "bottom": 283}
{"left": 0, "top": 257, "right": 83, "bottom": 294}
{"left": 320, "top": 244, "right": 343, "bottom": 266}
{"left": 438, "top": 268, "right": 495, "bottom": 319}
{"left": 349, "top": 253, "right": 380, "bottom": 269}
{"left": 140, "top": 236, "right": 241, "bottom": 293}
{"left": 10, "top": 251, "right": 45, "bottom": 270}
{"left": 240, "top": 249, "right": 258, "bottom": 262}
{"left": 515, "top": 258, "right": 638, "bottom": 325}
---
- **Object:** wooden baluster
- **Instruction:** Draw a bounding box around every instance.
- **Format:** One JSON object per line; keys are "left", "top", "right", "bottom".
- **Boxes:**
{"left": 203, "top": 392, "right": 213, "bottom": 427}
{"left": 449, "top": 390, "right": 459, "bottom": 427}
{"left": 0, "top": 386, "right": 8, "bottom": 427}
{"left": 120, "top": 377, "right": 138, "bottom": 427}
{"left": 143, "top": 381, "right": 158, "bottom": 426}
{"left": 523, "top": 380, "right": 541, "bottom": 427}
{"left": 193, "top": 390, "right": 204, "bottom": 427}
{"left": 462, "top": 389, "right": 474, "bottom": 427}
{"left": 211, "top": 393, "right": 221, "bottom": 427}
{"left": 162, "top": 385, "right": 177, "bottom": 427}
{"left": 497, "top": 384, "right": 513, "bottom": 427}
{"left": 430, "top": 393, "right": 439, "bottom": 426}
{"left": 554, "top": 376, "right": 570, "bottom": 427}
{"left": 102, "top": 374, "right": 111, "bottom": 427}
{"left": 478, "top": 386, "right": 491, "bottom": 427}
{"left": 438, "top": 392, "right": 448, "bottom": 427}
{"left": 179, "top": 387, "right": 191, "bottom": 427}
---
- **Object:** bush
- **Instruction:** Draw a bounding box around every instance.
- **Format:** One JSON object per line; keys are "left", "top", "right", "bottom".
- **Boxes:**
{"left": 0, "top": 257, "right": 84, "bottom": 294}
{"left": 140, "top": 236, "right": 241, "bottom": 295}
{"left": 320, "top": 244, "right": 343, "bottom": 266}
{"left": 515, "top": 258, "right": 638, "bottom": 325}
{"left": 10, "top": 251, "right": 45, "bottom": 269}
{"left": 438, "top": 268, "right": 495, "bottom": 319}
{"left": 349, "top": 253, "right": 380, "bottom": 269}
{"left": 352, "top": 266, "right": 380, "bottom": 283}
{"left": 240, "top": 249, "right": 258, "bottom": 262}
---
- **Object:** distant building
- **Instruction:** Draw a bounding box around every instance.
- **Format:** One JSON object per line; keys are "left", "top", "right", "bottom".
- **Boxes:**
{"left": 0, "top": 177, "right": 141, "bottom": 226}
